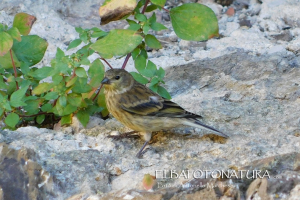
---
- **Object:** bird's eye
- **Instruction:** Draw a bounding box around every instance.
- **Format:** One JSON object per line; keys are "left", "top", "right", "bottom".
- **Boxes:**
{"left": 115, "top": 75, "right": 120, "bottom": 80}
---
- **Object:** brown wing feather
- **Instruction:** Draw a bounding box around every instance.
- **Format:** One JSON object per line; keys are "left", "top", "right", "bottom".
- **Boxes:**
{"left": 120, "top": 82, "right": 202, "bottom": 119}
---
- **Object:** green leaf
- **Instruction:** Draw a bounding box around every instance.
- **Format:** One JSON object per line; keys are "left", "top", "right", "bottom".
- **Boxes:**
{"left": 66, "top": 76, "right": 78, "bottom": 87}
{"left": 6, "top": 75, "right": 16, "bottom": 95}
{"left": 52, "top": 74, "right": 63, "bottom": 85}
{"left": 143, "top": 23, "right": 150, "bottom": 35}
{"left": 150, "top": 22, "right": 167, "bottom": 31}
{"left": 131, "top": 47, "right": 140, "bottom": 60}
{"left": 32, "top": 82, "right": 53, "bottom": 95}
{"left": 62, "top": 104, "right": 77, "bottom": 116}
{"left": 145, "top": 4, "right": 158, "bottom": 12}
{"left": 44, "top": 92, "right": 59, "bottom": 100}
{"left": 134, "top": 54, "right": 146, "bottom": 73}
{"left": 67, "top": 93, "right": 82, "bottom": 107}
{"left": 55, "top": 47, "right": 65, "bottom": 60}
{"left": 58, "top": 95, "right": 67, "bottom": 107}
{"left": 36, "top": 114, "right": 45, "bottom": 124}
{"left": 90, "top": 29, "right": 143, "bottom": 59}
{"left": 149, "top": 77, "right": 159, "bottom": 87}
{"left": 0, "top": 107, "right": 3, "bottom": 116}
{"left": 77, "top": 110, "right": 89, "bottom": 127}
{"left": 12, "top": 13, "right": 36, "bottom": 35}
{"left": 157, "top": 85, "right": 171, "bottom": 99}
{"left": 170, "top": 3, "right": 219, "bottom": 41}
{"left": 23, "top": 99, "right": 41, "bottom": 115}
{"left": 72, "top": 77, "right": 92, "bottom": 93}
{"left": 91, "top": 31, "right": 108, "bottom": 38}
{"left": 75, "top": 67, "right": 87, "bottom": 78}
{"left": 130, "top": 72, "right": 148, "bottom": 84}
{"left": 61, "top": 114, "right": 72, "bottom": 126}
{"left": 67, "top": 39, "right": 82, "bottom": 50}
{"left": 145, "top": 34, "right": 162, "bottom": 49}
{"left": 156, "top": 67, "right": 165, "bottom": 79}
{"left": 5, "top": 113, "right": 19, "bottom": 128}
{"left": 0, "top": 32, "right": 13, "bottom": 56}
{"left": 10, "top": 82, "right": 30, "bottom": 107}
{"left": 12, "top": 35, "right": 48, "bottom": 67}
{"left": 149, "top": 84, "right": 158, "bottom": 93}
{"left": 0, "top": 49, "right": 21, "bottom": 69}
{"left": 88, "top": 59, "right": 105, "bottom": 88}
{"left": 7, "top": 27, "right": 21, "bottom": 41}
{"left": 75, "top": 27, "right": 84, "bottom": 34}
{"left": 30, "top": 67, "right": 53, "bottom": 80}
{"left": 135, "top": 13, "right": 147, "bottom": 22}
{"left": 126, "top": 19, "right": 141, "bottom": 31}
{"left": 79, "top": 57, "right": 90, "bottom": 65}
{"left": 79, "top": 32, "right": 88, "bottom": 43}
{"left": 41, "top": 103, "right": 52, "bottom": 112}
{"left": 141, "top": 60, "right": 156, "bottom": 77}
{"left": 150, "top": 0, "right": 166, "bottom": 7}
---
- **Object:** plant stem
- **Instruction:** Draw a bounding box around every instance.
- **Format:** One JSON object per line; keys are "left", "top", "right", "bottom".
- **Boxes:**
{"left": 10, "top": 49, "right": 19, "bottom": 90}
{"left": 142, "top": 0, "right": 150, "bottom": 14}
{"left": 161, "top": 7, "right": 170, "bottom": 13}
{"left": 100, "top": 58, "right": 113, "bottom": 69}
{"left": 121, "top": 53, "right": 131, "bottom": 69}
{"left": 18, "top": 112, "right": 54, "bottom": 118}
{"left": 93, "top": 84, "right": 103, "bottom": 101}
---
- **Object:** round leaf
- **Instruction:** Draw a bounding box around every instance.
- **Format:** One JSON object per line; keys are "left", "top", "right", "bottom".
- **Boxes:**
{"left": 75, "top": 67, "right": 87, "bottom": 78}
{"left": 0, "top": 32, "right": 13, "bottom": 56}
{"left": 90, "top": 29, "right": 143, "bottom": 59}
{"left": 170, "top": 3, "right": 219, "bottom": 41}
{"left": 13, "top": 13, "right": 36, "bottom": 35}
{"left": 12, "top": 35, "right": 48, "bottom": 67}
{"left": 7, "top": 27, "right": 21, "bottom": 41}
{"left": 5, "top": 113, "right": 20, "bottom": 128}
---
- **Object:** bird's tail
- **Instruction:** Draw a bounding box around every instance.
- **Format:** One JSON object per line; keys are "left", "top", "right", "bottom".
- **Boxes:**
{"left": 183, "top": 119, "right": 229, "bottom": 138}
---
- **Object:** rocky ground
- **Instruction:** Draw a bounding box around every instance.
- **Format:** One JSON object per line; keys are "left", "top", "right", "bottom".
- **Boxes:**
{"left": 1, "top": 0, "right": 300, "bottom": 199}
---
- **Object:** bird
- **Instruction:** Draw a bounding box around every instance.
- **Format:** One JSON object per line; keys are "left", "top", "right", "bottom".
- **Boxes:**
{"left": 101, "top": 68, "right": 228, "bottom": 158}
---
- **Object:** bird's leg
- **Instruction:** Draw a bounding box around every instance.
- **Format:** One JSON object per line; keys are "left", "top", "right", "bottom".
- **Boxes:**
{"left": 136, "top": 141, "right": 149, "bottom": 158}
{"left": 136, "top": 132, "right": 152, "bottom": 158}
{"left": 107, "top": 131, "right": 140, "bottom": 140}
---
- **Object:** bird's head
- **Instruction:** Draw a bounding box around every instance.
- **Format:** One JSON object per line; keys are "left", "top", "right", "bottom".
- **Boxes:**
{"left": 101, "top": 69, "right": 134, "bottom": 93}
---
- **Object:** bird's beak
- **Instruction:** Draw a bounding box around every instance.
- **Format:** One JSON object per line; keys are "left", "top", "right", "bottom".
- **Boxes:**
{"left": 101, "top": 77, "right": 110, "bottom": 84}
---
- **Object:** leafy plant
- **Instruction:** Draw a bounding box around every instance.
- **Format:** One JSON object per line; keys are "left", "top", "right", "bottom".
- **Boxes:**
{"left": 0, "top": 0, "right": 219, "bottom": 129}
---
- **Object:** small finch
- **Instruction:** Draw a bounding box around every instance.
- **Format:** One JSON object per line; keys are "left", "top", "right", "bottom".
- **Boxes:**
{"left": 101, "top": 69, "right": 228, "bottom": 158}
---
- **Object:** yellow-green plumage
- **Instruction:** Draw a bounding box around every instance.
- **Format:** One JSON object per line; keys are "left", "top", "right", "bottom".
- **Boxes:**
{"left": 101, "top": 69, "right": 228, "bottom": 157}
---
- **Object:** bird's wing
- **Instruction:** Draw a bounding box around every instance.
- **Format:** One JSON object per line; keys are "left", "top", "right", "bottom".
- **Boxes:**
{"left": 120, "top": 82, "right": 202, "bottom": 119}
{"left": 119, "top": 82, "right": 164, "bottom": 115}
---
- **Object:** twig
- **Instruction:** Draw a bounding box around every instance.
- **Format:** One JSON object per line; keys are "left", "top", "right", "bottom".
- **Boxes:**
{"left": 100, "top": 58, "right": 113, "bottom": 69}
{"left": 93, "top": 84, "right": 103, "bottom": 101}
{"left": 142, "top": 0, "right": 150, "bottom": 14}
{"left": 18, "top": 112, "right": 54, "bottom": 118}
{"left": 121, "top": 53, "right": 131, "bottom": 69}
{"left": 161, "top": 7, "right": 170, "bottom": 13}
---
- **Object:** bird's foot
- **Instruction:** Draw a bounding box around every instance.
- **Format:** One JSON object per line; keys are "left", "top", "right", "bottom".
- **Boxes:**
{"left": 136, "top": 141, "right": 149, "bottom": 158}
{"left": 107, "top": 131, "right": 140, "bottom": 140}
